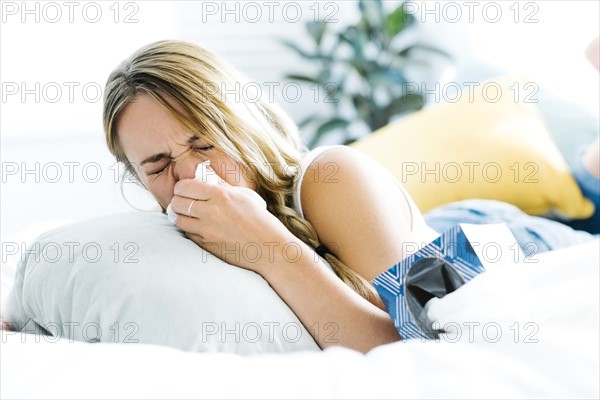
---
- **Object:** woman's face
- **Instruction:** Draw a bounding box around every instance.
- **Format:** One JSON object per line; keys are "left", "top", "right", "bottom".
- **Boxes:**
{"left": 117, "top": 93, "right": 257, "bottom": 210}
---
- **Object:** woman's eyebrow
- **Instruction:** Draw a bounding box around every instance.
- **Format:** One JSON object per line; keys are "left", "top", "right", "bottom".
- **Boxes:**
{"left": 140, "top": 136, "right": 199, "bottom": 166}
{"left": 141, "top": 152, "right": 170, "bottom": 166}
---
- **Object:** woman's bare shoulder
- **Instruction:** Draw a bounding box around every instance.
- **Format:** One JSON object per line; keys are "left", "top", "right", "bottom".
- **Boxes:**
{"left": 299, "top": 146, "right": 418, "bottom": 280}
{"left": 300, "top": 145, "right": 403, "bottom": 217}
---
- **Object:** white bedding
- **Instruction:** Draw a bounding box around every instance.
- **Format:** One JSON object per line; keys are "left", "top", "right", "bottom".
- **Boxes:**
{"left": 2, "top": 239, "right": 599, "bottom": 399}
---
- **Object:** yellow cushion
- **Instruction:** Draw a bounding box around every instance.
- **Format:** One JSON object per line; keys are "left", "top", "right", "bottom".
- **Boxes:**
{"left": 350, "top": 76, "right": 595, "bottom": 218}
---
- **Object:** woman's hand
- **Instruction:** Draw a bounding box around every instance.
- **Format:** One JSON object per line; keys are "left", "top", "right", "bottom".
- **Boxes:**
{"left": 169, "top": 176, "right": 296, "bottom": 273}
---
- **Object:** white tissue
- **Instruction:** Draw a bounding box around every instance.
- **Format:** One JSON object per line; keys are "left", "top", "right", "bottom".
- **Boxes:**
{"left": 194, "top": 160, "right": 221, "bottom": 185}
{"left": 166, "top": 204, "right": 178, "bottom": 224}
{"left": 166, "top": 161, "right": 220, "bottom": 224}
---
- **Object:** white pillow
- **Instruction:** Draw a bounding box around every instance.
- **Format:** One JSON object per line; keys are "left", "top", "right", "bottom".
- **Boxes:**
{"left": 3, "top": 212, "right": 320, "bottom": 354}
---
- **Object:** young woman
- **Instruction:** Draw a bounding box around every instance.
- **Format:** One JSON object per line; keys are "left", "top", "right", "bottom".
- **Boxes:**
{"left": 101, "top": 39, "right": 599, "bottom": 353}
{"left": 102, "top": 40, "right": 442, "bottom": 353}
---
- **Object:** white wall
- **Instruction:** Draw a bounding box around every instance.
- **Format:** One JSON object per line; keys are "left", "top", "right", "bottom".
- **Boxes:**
{"left": 0, "top": 0, "right": 363, "bottom": 245}
{"left": 1, "top": 0, "right": 599, "bottom": 252}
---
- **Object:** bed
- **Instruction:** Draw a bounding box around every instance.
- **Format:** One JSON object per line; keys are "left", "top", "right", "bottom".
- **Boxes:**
{"left": 2, "top": 234, "right": 598, "bottom": 399}
{"left": 2, "top": 71, "right": 600, "bottom": 398}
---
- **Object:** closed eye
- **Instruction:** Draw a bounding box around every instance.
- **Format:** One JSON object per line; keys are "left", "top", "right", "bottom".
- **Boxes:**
{"left": 150, "top": 162, "right": 170, "bottom": 175}
{"left": 149, "top": 145, "right": 213, "bottom": 175}
{"left": 192, "top": 145, "right": 214, "bottom": 152}
{"left": 145, "top": 137, "right": 214, "bottom": 177}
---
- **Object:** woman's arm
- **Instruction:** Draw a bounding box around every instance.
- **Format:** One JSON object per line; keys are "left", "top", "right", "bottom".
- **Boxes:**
{"left": 173, "top": 146, "right": 435, "bottom": 353}
{"left": 260, "top": 146, "right": 437, "bottom": 353}
{"left": 260, "top": 239, "right": 401, "bottom": 353}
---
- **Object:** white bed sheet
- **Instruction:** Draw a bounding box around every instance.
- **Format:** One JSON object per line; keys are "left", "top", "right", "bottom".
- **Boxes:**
{"left": 2, "top": 239, "right": 599, "bottom": 399}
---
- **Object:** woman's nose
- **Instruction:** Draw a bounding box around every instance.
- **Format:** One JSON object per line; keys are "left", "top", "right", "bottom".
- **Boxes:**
{"left": 172, "top": 147, "right": 202, "bottom": 181}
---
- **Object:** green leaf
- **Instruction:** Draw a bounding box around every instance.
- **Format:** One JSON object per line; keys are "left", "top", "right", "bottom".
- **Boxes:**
{"left": 315, "top": 118, "right": 350, "bottom": 137}
{"left": 359, "top": 0, "right": 384, "bottom": 24}
{"left": 370, "top": 68, "right": 408, "bottom": 86}
{"left": 383, "top": 93, "right": 424, "bottom": 121}
{"left": 398, "top": 44, "right": 452, "bottom": 59}
{"left": 306, "top": 21, "right": 327, "bottom": 46}
{"left": 359, "top": 0, "right": 384, "bottom": 34}
{"left": 317, "top": 69, "right": 334, "bottom": 85}
{"left": 325, "top": 78, "right": 346, "bottom": 110}
{"left": 343, "top": 137, "right": 358, "bottom": 146}
{"left": 320, "top": 82, "right": 338, "bottom": 98}
{"left": 309, "top": 118, "right": 351, "bottom": 148}
{"left": 352, "top": 93, "right": 376, "bottom": 125}
{"left": 346, "top": 55, "right": 379, "bottom": 79}
{"left": 352, "top": 93, "right": 372, "bottom": 110}
{"left": 280, "top": 0, "right": 450, "bottom": 146}
{"left": 285, "top": 74, "right": 321, "bottom": 85}
{"left": 385, "top": 4, "right": 414, "bottom": 37}
{"left": 339, "top": 26, "right": 369, "bottom": 59}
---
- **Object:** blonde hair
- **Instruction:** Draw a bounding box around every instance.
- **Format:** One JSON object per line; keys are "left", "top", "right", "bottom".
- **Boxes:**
{"left": 103, "top": 40, "right": 379, "bottom": 304}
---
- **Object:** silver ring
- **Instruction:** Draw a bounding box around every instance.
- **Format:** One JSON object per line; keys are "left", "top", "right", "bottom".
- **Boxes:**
{"left": 187, "top": 199, "right": 198, "bottom": 217}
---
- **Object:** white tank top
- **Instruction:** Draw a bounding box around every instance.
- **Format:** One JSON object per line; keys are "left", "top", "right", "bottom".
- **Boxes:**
{"left": 291, "top": 145, "right": 435, "bottom": 240}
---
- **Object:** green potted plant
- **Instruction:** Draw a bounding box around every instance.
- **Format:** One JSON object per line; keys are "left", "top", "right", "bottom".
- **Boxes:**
{"left": 282, "top": 0, "right": 450, "bottom": 148}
